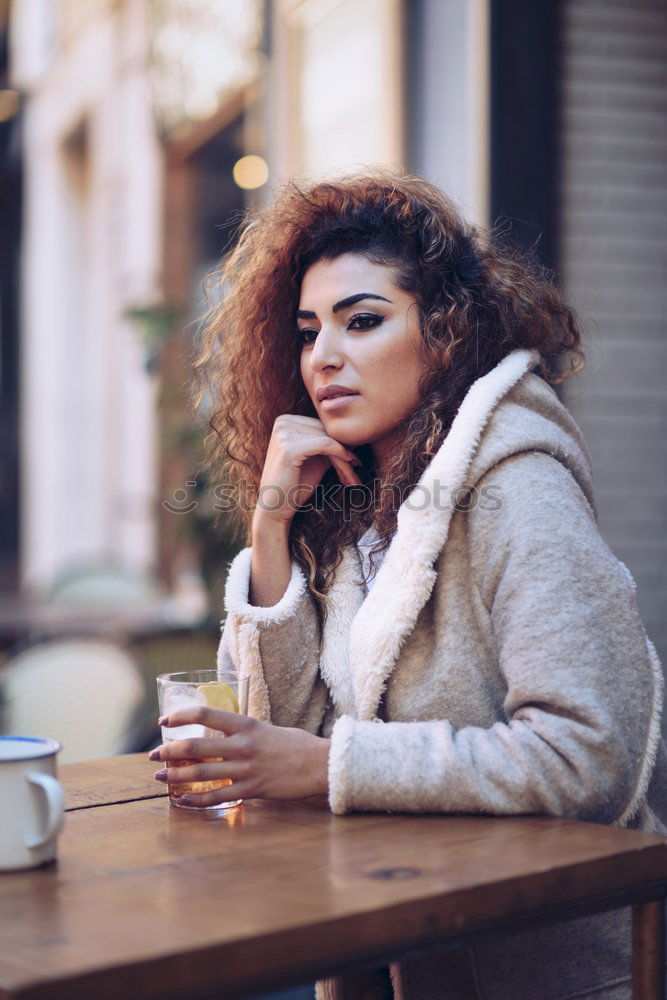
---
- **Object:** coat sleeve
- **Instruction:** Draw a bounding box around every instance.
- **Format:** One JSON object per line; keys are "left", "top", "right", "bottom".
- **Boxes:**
{"left": 326, "top": 451, "right": 665, "bottom": 823}
{"left": 216, "top": 546, "right": 330, "bottom": 734}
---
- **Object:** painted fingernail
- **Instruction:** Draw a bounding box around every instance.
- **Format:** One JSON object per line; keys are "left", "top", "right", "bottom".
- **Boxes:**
{"left": 148, "top": 748, "right": 161, "bottom": 761}
{"left": 158, "top": 715, "right": 169, "bottom": 726}
{"left": 154, "top": 769, "right": 168, "bottom": 781}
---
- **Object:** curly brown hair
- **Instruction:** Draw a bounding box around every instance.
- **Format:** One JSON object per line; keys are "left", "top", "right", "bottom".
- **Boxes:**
{"left": 192, "top": 167, "right": 585, "bottom": 625}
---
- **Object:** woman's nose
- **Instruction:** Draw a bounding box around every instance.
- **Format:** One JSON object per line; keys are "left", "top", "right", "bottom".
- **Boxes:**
{"left": 309, "top": 326, "right": 344, "bottom": 371}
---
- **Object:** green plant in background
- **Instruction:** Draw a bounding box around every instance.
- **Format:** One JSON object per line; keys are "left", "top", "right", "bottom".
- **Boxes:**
{"left": 127, "top": 303, "right": 243, "bottom": 629}
{"left": 125, "top": 304, "right": 178, "bottom": 374}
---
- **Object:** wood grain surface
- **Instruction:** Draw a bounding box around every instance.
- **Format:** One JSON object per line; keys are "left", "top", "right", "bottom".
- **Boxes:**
{"left": 60, "top": 753, "right": 167, "bottom": 810}
{"left": 1, "top": 755, "right": 666, "bottom": 999}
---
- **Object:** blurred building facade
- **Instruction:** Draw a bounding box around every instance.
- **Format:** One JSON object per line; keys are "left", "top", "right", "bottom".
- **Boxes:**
{"left": 0, "top": 0, "right": 21, "bottom": 594}
{"left": 4, "top": 0, "right": 666, "bottom": 670}
{"left": 10, "top": 0, "right": 162, "bottom": 594}
{"left": 558, "top": 0, "right": 667, "bottom": 660}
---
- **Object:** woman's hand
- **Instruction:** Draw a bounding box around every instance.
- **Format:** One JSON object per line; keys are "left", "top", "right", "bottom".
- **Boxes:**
{"left": 149, "top": 704, "right": 331, "bottom": 807}
{"left": 255, "top": 414, "right": 362, "bottom": 527}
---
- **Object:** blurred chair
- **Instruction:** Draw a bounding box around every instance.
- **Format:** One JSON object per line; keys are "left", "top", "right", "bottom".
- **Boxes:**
{"left": 129, "top": 630, "right": 220, "bottom": 749}
{"left": 0, "top": 638, "right": 148, "bottom": 764}
{"left": 49, "top": 562, "right": 163, "bottom": 609}
{"left": 131, "top": 631, "right": 220, "bottom": 684}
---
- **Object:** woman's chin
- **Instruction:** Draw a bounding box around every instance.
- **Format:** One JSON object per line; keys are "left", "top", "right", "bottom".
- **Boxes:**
{"left": 321, "top": 417, "right": 363, "bottom": 441}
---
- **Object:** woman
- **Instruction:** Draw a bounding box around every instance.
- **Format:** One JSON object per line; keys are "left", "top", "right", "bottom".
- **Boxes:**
{"left": 149, "top": 169, "right": 667, "bottom": 999}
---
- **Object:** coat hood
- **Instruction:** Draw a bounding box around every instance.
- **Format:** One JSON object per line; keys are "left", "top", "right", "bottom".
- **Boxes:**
{"left": 466, "top": 353, "right": 595, "bottom": 517}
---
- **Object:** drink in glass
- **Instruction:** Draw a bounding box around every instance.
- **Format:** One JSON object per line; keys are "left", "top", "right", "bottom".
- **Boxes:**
{"left": 156, "top": 669, "right": 250, "bottom": 812}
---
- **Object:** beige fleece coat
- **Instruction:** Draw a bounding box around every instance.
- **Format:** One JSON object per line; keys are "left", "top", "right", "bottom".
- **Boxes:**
{"left": 218, "top": 348, "right": 667, "bottom": 1000}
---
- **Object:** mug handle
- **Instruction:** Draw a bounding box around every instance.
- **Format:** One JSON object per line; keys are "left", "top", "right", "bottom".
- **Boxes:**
{"left": 24, "top": 773, "right": 65, "bottom": 849}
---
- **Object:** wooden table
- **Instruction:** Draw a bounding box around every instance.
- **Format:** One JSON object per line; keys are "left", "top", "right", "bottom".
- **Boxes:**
{"left": 0, "top": 754, "right": 665, "bottom": 999}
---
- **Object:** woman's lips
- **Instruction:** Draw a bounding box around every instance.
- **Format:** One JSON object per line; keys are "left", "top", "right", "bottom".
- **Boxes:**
{"left": 319, "top": 393, "right": 360, "bottom": 412}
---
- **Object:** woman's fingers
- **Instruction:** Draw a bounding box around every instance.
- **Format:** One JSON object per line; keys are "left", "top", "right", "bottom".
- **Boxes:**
{"left": 330, "top": 456, "right": 363, "bottom": 486}
{"left": 312, "top": 447, "right": 363, "bottom": 486}
{"left": 173, "top": 781, "right": 254, "bottom": 808}
{"left": 279, "top": 434, "right": 362, "bottom": 487}
{"left": 275, "top": 416, "right": 361, "bottom": 469}
{"left": 151, "top": 722, "right": 330, "bottom": 803}
{"left": 158, "top": 704, "right": 250, "bottom": 736}
{"left": 150, "top": 736, "right": 230, "bottom": 762}
{"left": 150, "top": 714, "right": 259, "bottom": 764}
{"left": 288, "top": 434, "right": 358, "bottom": 465}
{"left": 155, "top": 759, "right": 248, "bottom": 785}
{"left": 278, "top": 414, "right": 333, "bottom": 432}
{"left": 293, "top": 438, "right": 362, "bottom": 484}
{"left": 255, "top": 413, "right": 365, "bottom": 526}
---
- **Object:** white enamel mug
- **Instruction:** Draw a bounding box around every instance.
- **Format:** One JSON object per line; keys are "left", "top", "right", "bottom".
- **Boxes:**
{"left": 0, "top": 736, "right": 65, "bottom": 872}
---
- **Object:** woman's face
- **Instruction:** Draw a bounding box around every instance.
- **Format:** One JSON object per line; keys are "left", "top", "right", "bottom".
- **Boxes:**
{"left": 297, "top": 253, "right": 426, "bottom": 470}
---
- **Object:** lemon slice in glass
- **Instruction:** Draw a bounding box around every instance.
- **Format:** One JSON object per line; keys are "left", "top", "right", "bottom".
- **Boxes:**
{"left": 197, "top": 681, "right": 240, "bottom": 714}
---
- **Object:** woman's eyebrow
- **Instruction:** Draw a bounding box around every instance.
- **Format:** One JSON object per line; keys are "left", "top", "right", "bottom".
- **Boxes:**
{"left": 296, "top": 293, "right": 392, "bottom": 320}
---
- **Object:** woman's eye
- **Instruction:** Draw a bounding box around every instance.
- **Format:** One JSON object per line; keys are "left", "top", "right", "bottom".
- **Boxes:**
{"left": 296, "top": 314, "right": 382, "bottom": 346}
{"left": 348, "top": 313, "right": 383, "bottom": 330}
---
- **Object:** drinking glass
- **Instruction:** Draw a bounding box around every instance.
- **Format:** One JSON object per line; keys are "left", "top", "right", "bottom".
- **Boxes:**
{"left": 156, "top": 669, "right": 250, "bottom": 812}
